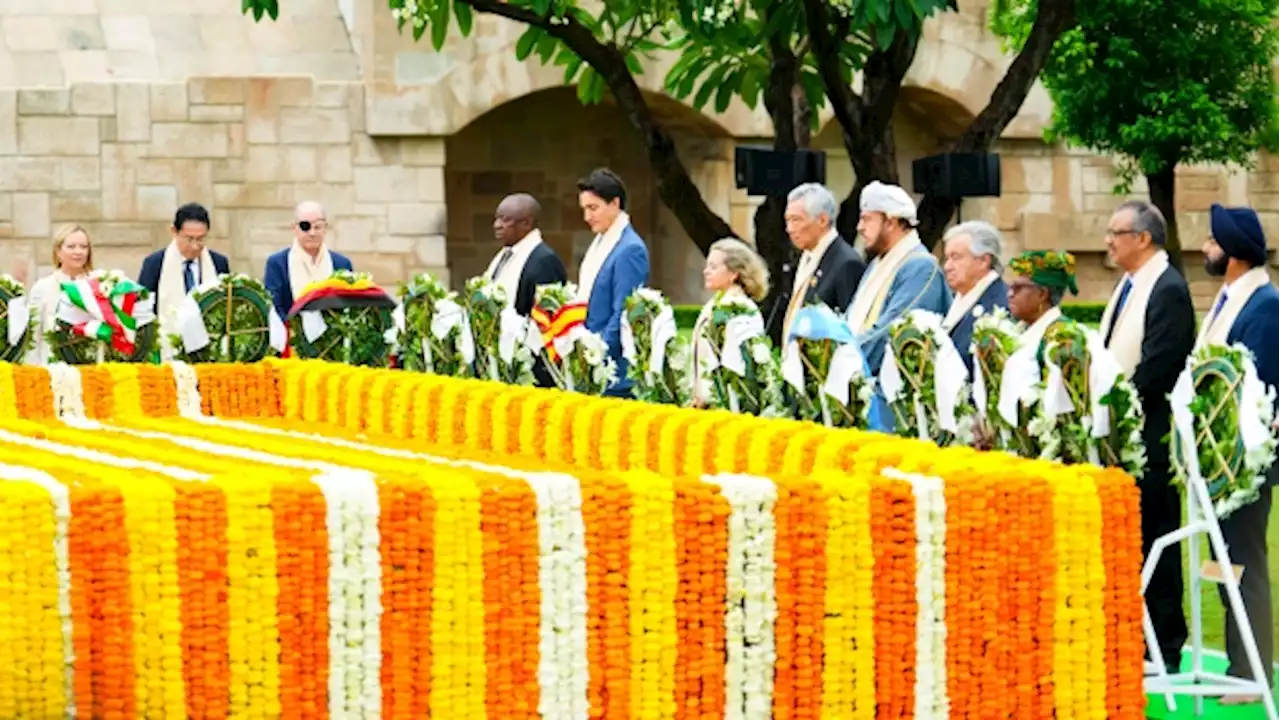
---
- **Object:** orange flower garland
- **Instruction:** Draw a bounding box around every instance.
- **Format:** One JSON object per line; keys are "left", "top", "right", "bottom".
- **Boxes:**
{"left": 869, "top": 475, "right": 916, "bottom": 719}
{"left": 771, "top": 476, "right": 828, "bottom": 720}
{"left": 673, "top": 476, "right": 729, "bottom": 720}
{"left": 581, "top": 473, "right": 632, "bottom": 719}
{"left": 480, "top": 474, "right": 541, "bottom": 720}
{"left": 271, "top": 478, "right": 329, "bottom": 719}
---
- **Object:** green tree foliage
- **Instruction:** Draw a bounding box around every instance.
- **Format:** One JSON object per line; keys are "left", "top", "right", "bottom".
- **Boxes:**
{"left": 992, "top": 0, "right": 1279, "bottom": 272}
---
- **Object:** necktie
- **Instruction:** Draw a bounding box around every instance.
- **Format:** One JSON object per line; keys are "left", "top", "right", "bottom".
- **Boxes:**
{"left": 183, "top": 260, "right": 195, "bottom": 293}
{"left": 1210, "top": 291, "right": 1228, "bottom": 323}
{"left": 491, "top": 247, "right": 515, "bottom": 280}
{"left": 1103, "top": 276, "right": 1132, "bottom": 345}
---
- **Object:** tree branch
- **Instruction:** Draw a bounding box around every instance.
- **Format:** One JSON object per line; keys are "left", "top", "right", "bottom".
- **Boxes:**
{"left": 465, "top": 0, "right": 736, "bottom": 252}
{"left": 915, "top": 0, "right": 1077, "bottom": 246}
{"left": 800, "top": 0, "right": 864, "bottom": 143}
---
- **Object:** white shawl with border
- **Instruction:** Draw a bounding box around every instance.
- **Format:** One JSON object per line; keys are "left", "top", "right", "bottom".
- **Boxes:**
{"left": 1098, "top": 250, "right": 1169, "bottom": 378}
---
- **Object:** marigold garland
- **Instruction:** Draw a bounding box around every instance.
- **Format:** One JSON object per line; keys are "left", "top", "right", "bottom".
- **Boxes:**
{"left": 0, "top": 358, "right": 1150, "bottom": 719}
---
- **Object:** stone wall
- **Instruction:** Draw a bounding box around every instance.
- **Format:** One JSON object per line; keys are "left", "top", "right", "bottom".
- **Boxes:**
{"left": 0, "top": 76, "right": 450, "bottom": 287}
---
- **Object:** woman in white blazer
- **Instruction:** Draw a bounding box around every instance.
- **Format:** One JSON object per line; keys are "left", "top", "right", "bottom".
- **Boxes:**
{"left": 25, "top": 224, "right": 94, "bottom": 365}
{"left": 690, "top": 238, "right": 770, "bottom": 407}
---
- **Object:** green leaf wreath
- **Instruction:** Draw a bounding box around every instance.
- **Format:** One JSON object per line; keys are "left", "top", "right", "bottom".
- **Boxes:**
{"left": 785, "top": 304, "right": 873, "bottom": 429}
{"left": 287, "top": 271, "right": 393, "bottom": 367}
{"left": 533, "top": 283, "right": 617, "bottom": 395}
{"left": 622, "top": 287, "right": 690, "bottom": 406}
{"left": 970, "top": 307, "right": 1025, "bottom": 452}
{"left": 397, "top": 273, "right": 472, "bottom": 377}
{"left": 462, "top": 276, "right": 534, "bottom": 385}
{"left": 886, "top": 311, "right": 974, "bottom": 445}
{"left": 166, "top": 274, "right": 277, "bottom": 363}
{"left": 0, "top": 274, "right": 35, "bottom": 363}
{"left": 1171, "top": 344, "right": 1279, "bottom": 517}
{"left": 702, "top": 293, "right": 785, "bottom": 417}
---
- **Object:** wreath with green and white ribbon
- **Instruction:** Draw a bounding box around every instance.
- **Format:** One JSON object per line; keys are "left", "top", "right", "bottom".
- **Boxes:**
{"left": 47, "top": 270, "right": 156, "bottom": 364}
{"left": 167, "top": 274, "right": 283, "bottom": 363}
{"left": 1170, "top": 344, "right": 1278, "bottom": 518}
{"left": 969, "top": 307, "right": 1021, "bottom": 451}
{"left": 883, "top": 309, "right": 974, "bottom": 445}
{"left": 1034, "top": 322, "right": 1145, "bottom": 476}
{"left": 396, "top": 273, "right": 474, "bottom": 376}
{"left": 0, "top": 274, "right": 35, "bottom": 363}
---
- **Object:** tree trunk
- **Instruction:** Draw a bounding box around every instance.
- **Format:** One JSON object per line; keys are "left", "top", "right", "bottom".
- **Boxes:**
{"left": 754, "top": 38, "right": 806, "bottom": 342}
{"left": 1146, "top": 163, "right": 1184, "bottom": 274}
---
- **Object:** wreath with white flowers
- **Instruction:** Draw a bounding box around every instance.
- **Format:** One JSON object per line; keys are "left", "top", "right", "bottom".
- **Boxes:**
{"left": 1034, "top": 321, "right": 1146, "bottom": 476}
{"left": 398, "top": 272, "right": 473, "bottom": 376}
{"left": 462, "top": 275, "right": 535, "bottom": 385}
{"left": 0, "top": 274, "right": 34, "bottom": 363}
{"left": 1171, "top": 343, "right": 1279, "bottom": 518}
{"left": 167, "top": 274, "right": 279, "bottom": 363}
{"left": 884, "top": 309, "right": 974, "bottom": 445}
{"left": 531, "top": 283, "right": 617, "bottom": 395}
{"left": 700, "top": 293, "right": 786, "bottom": 417}
{"left": 621, "top": 287, "right": 690, "bottom": 406}
{"left": 969, "top": 306, "right": 1021, "bottom": 451}
{"left": 47, "top": 269, "right": 157, "bottom": 364}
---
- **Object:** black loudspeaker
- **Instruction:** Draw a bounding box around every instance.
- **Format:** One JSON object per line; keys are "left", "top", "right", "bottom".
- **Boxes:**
{"left": 911, "top": 153, "right": 1001, "bottom": 198}
{"left": 734, "top": 146, "right": 827, "bottom": 196}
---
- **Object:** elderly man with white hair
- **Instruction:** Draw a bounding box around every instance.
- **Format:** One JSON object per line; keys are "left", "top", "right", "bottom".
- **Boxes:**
{"left": 844, "top": 181, "right": 951, "bottom": 374}
{"left": 780, "top": 183, "right": 866, "bottom": 340}
{"left": 263, "top": 200, "right": 355, "bottom": 318}
{"left": 940, "top": 220, "right": 1009, "bottom": 372}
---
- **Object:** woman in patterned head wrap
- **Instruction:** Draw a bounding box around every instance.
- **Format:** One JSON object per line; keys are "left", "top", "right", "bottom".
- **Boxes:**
{"left": 1006, "top": 250, "right": 1079, "bottom": 357}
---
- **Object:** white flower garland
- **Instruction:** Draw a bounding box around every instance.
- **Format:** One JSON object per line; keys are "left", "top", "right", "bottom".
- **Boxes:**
{"left": 47, "top": 363, "right": 86, "bottom": 420}
{"left": 170, "top": 361, "right": 203, "bottom": 418}
{"left": 885, "top": 468, "right": 949, "bottom": 720}
{"left": 0, "top": 463, "right": 76, "bottom": 719}
{"left": 706, "top": 474, "right": 777, "bottom": 720}
{"left": 311, "top": 470, "right": 384, "bottom": 718}
{"left": 528, "top": 473, "right": 590, "bottom": 720}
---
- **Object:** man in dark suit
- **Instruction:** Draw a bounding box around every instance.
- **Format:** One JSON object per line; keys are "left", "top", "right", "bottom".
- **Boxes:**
{"left": 940, "top": 220, "right": 1009, "bottom": 372}
{"left": 487, "top": 194, "right": 567, "bottom": 388}
{"left": 780, "top": 183, "right": 865, "bottom": 340}
{"left": 486, "top": 193, "right": 567, "bottom": 316}
{"left": 1198, "top": 203, "right": 1277, "bottom": 704}
{"left": 263, "top": 200, "right": 354, "bottom": 318}
{"left": 1099, "top": 199, "right": 1195, "bottom": 675}
{"left": 138, "top": 202, "right": 231, "bottom": 322}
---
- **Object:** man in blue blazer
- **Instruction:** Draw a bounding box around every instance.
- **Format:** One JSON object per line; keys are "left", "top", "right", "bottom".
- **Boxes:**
{"left": 263, "top": 201, "right": 354, "bottom": 317}
{"left": 940, "top": 220, "right": 1009, "bottom": 373}
{"left": 1198, "top": 203, "right": 1277, "bottom": 704}
{"left": 574, "top": 168, "right": 650, "bottom": 397}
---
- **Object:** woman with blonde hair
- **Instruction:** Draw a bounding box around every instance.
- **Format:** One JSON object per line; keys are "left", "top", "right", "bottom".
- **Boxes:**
{"left": 690, "top": 237, "right": 771, "bottom": 407}
{"left": 25, "top": 224, "right": 94, "bottom": 364}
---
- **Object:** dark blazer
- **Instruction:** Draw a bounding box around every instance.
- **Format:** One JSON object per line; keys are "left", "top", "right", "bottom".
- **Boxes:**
{"left": 949, "top": 277, "right": 1009, "bottom": 373}
{"left": 1132, "top": 266, "right": 1196, "bottom": 481}
{"left": 138, "top": 248, "right": 230, "bottom": 311}
{"left": 1226, "top": 282, "right": 1279, "bottom": 485}
{"left": 791, "top": 235, "right": 865, "bottom": 315}
{"left": 512, "top": 242, "right": 567, "bottom": 317}
{"left": 263, "top": 248, "right": 354, "bottom": 318}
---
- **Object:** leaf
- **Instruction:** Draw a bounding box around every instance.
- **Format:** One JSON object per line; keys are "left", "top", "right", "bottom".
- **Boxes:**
{"left": 874, "top": 22, "right": 896, "bottom": 50}
{"left": 739, "top": 69, "right": 762, "bottom": 109}
{"left": 692, "top": 62, "right": 732, "bottom": 109}
{"left": 577, "top": 66, "right": 605, "bottom": 104}
{"left": 430, "top": 0, "right": 451, "bottom": 50}
{"left": 714, "top": 67, "right": 741, "bottom": 113}
{"left": 515, "top": 26, "right": 543, "bottom": 61}
{"left": 536, "top": 32, "right": 559, "bottom": 63}
{"left": 453, "top": 1, "right": 474, "bottom": 35}
{"left": 562, "top": 53, "right": 584, "bottom": 83}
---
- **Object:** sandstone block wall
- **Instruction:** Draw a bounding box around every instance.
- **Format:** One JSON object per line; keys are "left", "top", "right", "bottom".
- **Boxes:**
{"left": 0, "top": 76, "right": 450, "bottom": 287}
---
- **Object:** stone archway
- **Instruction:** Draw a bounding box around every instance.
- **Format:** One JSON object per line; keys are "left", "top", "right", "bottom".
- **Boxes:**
{"left": 444, "top": 86, "right": 744, "bottom": 303}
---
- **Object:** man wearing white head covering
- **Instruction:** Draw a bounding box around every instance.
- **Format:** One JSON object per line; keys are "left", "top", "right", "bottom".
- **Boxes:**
{"left": 844, "top": 181, "right": 951, "bottom": 374}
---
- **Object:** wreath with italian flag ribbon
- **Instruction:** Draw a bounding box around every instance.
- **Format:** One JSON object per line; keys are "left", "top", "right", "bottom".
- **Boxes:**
{"left": 0, "top": 274, "right": 35, "bottom": 363}
{"left": 48, "top": 270, "right": 156, "bottom": 364}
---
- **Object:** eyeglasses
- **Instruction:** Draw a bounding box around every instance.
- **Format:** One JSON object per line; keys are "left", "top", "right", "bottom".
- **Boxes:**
{"left": 298, "top": 220, "right": 327, "bottom": 233}
{"left": 1008, "top": 282, "right": 1039, "bottom": 294}
{"left": 1105, "top": 228, "right": 1139, "bottom": 239}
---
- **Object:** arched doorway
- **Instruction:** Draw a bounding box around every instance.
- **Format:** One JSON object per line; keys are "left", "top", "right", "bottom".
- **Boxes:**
{"left": 443, "top": 86, "right": 741, "bottom": 304}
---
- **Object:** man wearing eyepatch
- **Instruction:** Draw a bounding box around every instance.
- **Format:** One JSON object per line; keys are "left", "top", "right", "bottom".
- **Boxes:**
{"left": 264, "top": 200, "right": 355, "bottom": 318}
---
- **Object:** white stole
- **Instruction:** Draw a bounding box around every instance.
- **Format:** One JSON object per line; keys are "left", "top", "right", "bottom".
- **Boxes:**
{"left": 942, "top": 270, "right": 1000, "bottom": 331}
{"left": 288, "top": 241, "right": 335, "bottom": 303}
{"left": 1196, "top": 267, "right": 1273, "bottom": 350}
{"left": 1019, "top": 305, "right": 1063, "bottom": 352}
{"left": 1098, "top": 250, "right": 1169, "bottom": 378}
{"left": 691, "top": 285, "right": 748, "bottom": 404}
{"left": 158, "top": 240, "right": 218, "bottom": 322}
{"left": 577, "top": 212, "right": 630, "bottom": 304}
{"left": 483, "top": 230, "right": 543, "bottom": 309}
{"left": 782, "top": 229, "right": 838, "bottom": 339}
{"left": 846, "top": 231, "right": 924, "bottom": 333}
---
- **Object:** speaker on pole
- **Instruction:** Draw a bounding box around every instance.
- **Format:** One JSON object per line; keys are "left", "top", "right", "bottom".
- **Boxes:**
{"left": 734, "top": 146, "right": 827, "bottom": 196}
{"left": 911, "top": 152, "right": 1002, "bottom": 198}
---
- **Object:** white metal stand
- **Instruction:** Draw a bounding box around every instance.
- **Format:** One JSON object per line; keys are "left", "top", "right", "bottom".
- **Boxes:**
{"left": 1141, "top": 472, "right": 1277, "bottom": 719}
